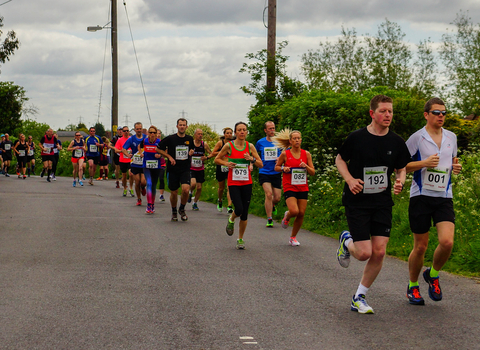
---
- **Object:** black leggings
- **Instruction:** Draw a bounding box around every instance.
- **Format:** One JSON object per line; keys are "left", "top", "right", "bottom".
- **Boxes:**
{"left": 228, "top": 184, "right": 252, "bottom": 221}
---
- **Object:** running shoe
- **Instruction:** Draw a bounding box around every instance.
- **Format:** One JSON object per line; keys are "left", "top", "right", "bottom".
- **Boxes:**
{"left": 96, "top": 177, "right": 103, "bottom": 181}
{"left": 337, "top": 230, "right": 352, "bottom": 268}
{"left": 141, "top": 186, "right": 146, "bottom": 196}
{"left": 159, "top": 194, "right": 165, "bottom": 202}
{"left": 188, "top": 192, "right": 192, "bottom": 203}
{"left": 89, "top": 178, "right": 93, "bottom": 185}
{"left": 116, "top": 181, "right": 120, "bottom": 188}
{"left": 46, "top": 175, "right": 51, "bottom": 182}
{"left": 151, "top": 204, "right": 155, "bottom": 213}
{"left": 40, "top": 169, "right": 45, "bottom": 177}
{"left": 79, "top": 180, "right": 84, "bottom": 186}
{"left": 5, "top": 173, "right": 10, "bottom": 177}
{"left": 217, "top": 200, "right": 223, "bottom": 212}
{"left": 192, "top": 202, "right": 199, "bottom": 211}
{"left": 18, "top": 174, "right": 21, "bottom": 178}
{"left": 123, "top": 189, "right": 127, "bottom": 197}
{"left": 423, "top": 268, "right": 442, "bottom": 301}
{"left": 171, "top": 211, "right": 178, "bottom": 221}
{"left": 289, "top": 237, "right": 300, "bottom": 246}
{"left": 227, "top": 206, "right": 234, "bottom": 214}
{"left": 351, "top": 294, "right": 374, "bottom": 314}
{"left": 179, "top": 209, "right": 188, "bottom": 221}
{"left": 281, "top": 211, "right": 290, "bottom": 229}
{"left": 266, "top": 218, "right": 274, "bottom": 227}
{"left": 145, "top": 204, "right": 153, "bottom": 214}
{"left": 136, "top": 199, "right": 142, "bottom": 206}
{"left": 272, "top": 205, "right": 278, "bottom": 216}
{"left": 407, "top": 285, "right": 425, "bottom": 305}
{"left": 52, "top": 175, "right": 56, "bottom": 181}
{"left": 236, "top": 239, "right": 245, "bottom": 250}
{"left": 226, "top": 217, "right": 234, "bottom": 236}
{"left": 23, "top": 175, "right": 26, "bottom": 179}
{"left": 130, "top": 189, "right": 134, "bottom": 197}
{"left": 82, "top": 175, "right": 86, "bottom": 180}
{"left": 73, "top": 180, "right": 76, "bottom": 187}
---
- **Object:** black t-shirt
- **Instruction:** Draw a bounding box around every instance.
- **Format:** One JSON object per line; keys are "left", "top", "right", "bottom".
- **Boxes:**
{"left": 157, "top": 133, "right": 194, "bottom": 173}
{"left": 0, "top": 140, "right": 13, "bottom": 155}
{"left": 338, "top": 127, "right": 411, "bottom": 208}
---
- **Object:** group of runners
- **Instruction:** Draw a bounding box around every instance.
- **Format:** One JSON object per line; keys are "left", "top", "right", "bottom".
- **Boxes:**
{"left": 335, "top": 95, "right": 462, "bottom": 314}
{"left": 1, "top": 94, "right": 462, "bottom": 314}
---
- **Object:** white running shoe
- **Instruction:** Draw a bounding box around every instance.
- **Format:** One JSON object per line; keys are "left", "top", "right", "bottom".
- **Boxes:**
{"left": 351, "top": 294, "right": 374, "bottom": 314}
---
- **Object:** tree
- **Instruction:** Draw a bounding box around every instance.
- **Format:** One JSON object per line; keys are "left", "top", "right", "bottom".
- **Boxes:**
{"left": 94, "top": 122, "right": 106, "bottom": 137}
{"left": 239, "top": 40, "right": 305, "bottom": 106}
{"left": 13, "top": 119, "right": 50, "bottom": 141}
{"left": 185, "top": 122, "right": 219, "bottom": 142}
{"left": 0, "top": 16, "right": 20, "bottom": 72}
{"left": 0, "top": 81, "right": 27, "bottom": 133}
{"left": 301, "top": 19, "right": 436, "bottom": 97}
{"left": 440, "top": 11, "right": 480, "bottom": 116}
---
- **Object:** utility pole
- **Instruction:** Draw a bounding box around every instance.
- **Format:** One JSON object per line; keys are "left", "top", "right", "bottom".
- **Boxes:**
{"left": 266, "top": 0, "right": 276, "bottom": 105}
{"left": 111, "top": 0, "right": 119, "bottom": 134}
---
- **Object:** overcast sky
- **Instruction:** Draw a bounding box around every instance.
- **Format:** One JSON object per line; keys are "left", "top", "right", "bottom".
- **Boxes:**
{"left": 1, "top": 0, "right": 480, "bottom": 135}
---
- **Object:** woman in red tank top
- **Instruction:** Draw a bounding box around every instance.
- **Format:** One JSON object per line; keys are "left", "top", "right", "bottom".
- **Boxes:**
{"left": 274, "top": 129, "right": 315, "bottom": 246}
{"left": 214, "top": 122, "right": 263, "bottom": 250}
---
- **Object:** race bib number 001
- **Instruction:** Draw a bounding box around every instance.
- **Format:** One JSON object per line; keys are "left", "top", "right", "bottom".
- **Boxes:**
{"left": 191, "top": 156, "right": 203, "bottom": 168}
{"left": 232, "top": 163, "right": 249, "bottom": 181}
{"left": 291, "top": 168, "right": 307, "bottom": 185}
{"left": 424, "top": 167, "right": 450, "bottom": 192}
{"left": 264, "top": 147, "right": 278, "bottom": 161}
{"left": 176, "top": 146, "right": 188, "bottom": 160}
{"left": 363, "top": 166, "right": 387, "bottom": 194}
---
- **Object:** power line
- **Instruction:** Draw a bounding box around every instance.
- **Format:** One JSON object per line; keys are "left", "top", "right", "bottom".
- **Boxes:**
{"left": 0, "top": 0, "right": 14, "bottom": 7}
{"left": 122, "top": 0, "right": 152, "bottom": 125}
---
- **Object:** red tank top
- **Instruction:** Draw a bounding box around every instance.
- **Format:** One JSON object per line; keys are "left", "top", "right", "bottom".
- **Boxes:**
{"left": 282, "top": 149, "right": 309, "bottom": 192}
{"left": 227, "top": 141, "right": 252, "bottom": 186}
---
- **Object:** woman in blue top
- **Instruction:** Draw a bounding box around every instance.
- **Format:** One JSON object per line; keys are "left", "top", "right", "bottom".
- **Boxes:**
{"left": 140, "top": 125, "right": 163, "bottom": 214}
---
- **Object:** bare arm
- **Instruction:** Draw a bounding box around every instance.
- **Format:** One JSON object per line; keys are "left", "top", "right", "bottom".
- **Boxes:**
{"left": 335, "top": 153, "right": 364, "bottom": 195}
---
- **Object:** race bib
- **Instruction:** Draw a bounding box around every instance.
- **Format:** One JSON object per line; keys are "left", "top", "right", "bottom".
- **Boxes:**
{"left": 4, "top": 144, "right": 10, "bottom": 151}
{"left": 74, "top": 149, "right": 83, "bottom": 158}
{"left": 43, "top": 146, "right": 51, "bottom": 154}
{"left": 28, "top": 149, "right": 34, "bottom": 156}
{"left": 53, "top": 147, "right": 59, "bottom": 154}
{"left": 18, "top": 150, "right": 25, "bottom": 157}
{"left": 264, "top": 147, "right": 278, "bottom": 161}
{"left": 191, "top": 156, "right": 203, "bottom": 168}
{"left": 423, "top": 167, "right": 450, "bottom": 192}
{"left": 89, "top": 144, "right": 97, "bottom": 153}
{"left": 131, "top": 153, "right": 143, "bottom": 165}
{"left": 176, "top": 145, "right": 188, "bottom": 160}
{"left": 146, "top": 160, "right": 158, "bottom": 169}
{"left": 232, "top": 163, "right": 249, "bottom": 181}
{"left": 363, "top": 166, "right": 388, "bottom": 194}
{"left": 221, "top": 165, "right": 229, "bottom": 173}
{"left": 291, "top": 168, "right": 307, "bottom": 185}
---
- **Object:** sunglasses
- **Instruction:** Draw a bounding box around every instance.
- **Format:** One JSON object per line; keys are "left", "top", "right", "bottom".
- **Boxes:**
{"left": 430, "top": 110, "right": 446, "bottom": 116}
{"left": 149, "top": 131, "right": 156, "bottom": 134}
{"left": 123, "top": 130, "right": 129, "bottom": 132}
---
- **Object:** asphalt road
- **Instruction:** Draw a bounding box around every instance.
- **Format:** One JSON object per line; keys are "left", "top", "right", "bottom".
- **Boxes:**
{"left": 1, "top": 175, "right": 479, "bottom": 350}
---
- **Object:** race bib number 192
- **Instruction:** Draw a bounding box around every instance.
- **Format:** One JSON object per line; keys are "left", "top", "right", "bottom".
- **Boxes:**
{"left": 363, "top": 166, "right": 387, "bottom": 194}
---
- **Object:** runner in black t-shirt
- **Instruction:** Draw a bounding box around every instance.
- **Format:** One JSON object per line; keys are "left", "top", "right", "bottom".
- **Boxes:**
{"left": 156, "top": 118, "right": 194, "bottom": 221}
{"left": 335, "top": 94, "right": 411, "bottom": 314}
{"left": 0, "top": 133, "right": 13, "bottom": 176}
